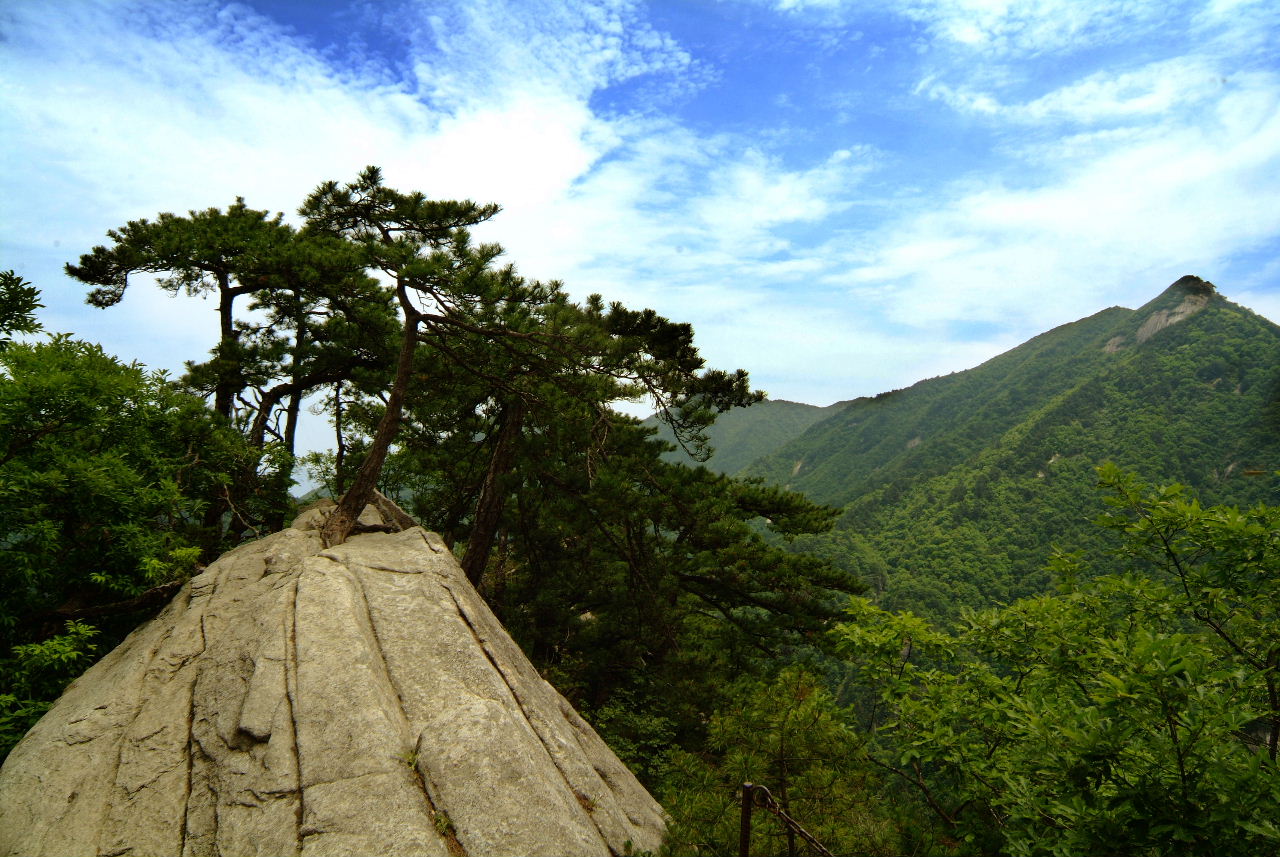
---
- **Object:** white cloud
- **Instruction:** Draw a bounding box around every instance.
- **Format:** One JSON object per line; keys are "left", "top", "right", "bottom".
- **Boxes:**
{"left": 1017, "top": 58, "right": 1226, "bottom": 122}
{"left": 0, "top": 4, "right": 544, "bottom": 369}
{"left": 914, "top": 77, "right": 1003, "bottom": 114}
{"left": 903, "top": 0, "right": 1168, "bottom": 57}
{"left": 0, "top": 0, "right": 705, "bottom": 251}
{"left": 412, "top": 94, "right": 616, "bottom": 209}
{"left": 484, "top": 118, "right": 873, "bottom": 298}
{"left": 824, "top": 69, "right": 1280, "bottom": 332}
{"left": 402, "top": 0, "right": 705, "bottom": 107}
{"left": 803, "top": 0, "right": 1280, "bottom": 338}
{"left": 763, "top": 0, "right": 1173, "bottom": 56}
{"left": 688, "top": 148, "right": 867, "bottom": 250}
{"left": 1, "top": 3, "right": 428, "bottom": 234}
{"left": 920, "top": 57, "right": 1230, "bottom": 123}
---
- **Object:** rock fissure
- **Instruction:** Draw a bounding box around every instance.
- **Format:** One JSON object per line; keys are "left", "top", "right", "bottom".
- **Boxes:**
{"left": 364, "top": 561, "right": 431, "bottom": 574}
{"left": 132, "top": 724, "right": 168, "bottom": 743}
{"left": 407, "top": 733, "right": 469, "bottom": 857}
{"left": 347, "top": 563, "right": 424, "bottom": 784}
{"left": 420, "top": 531, "right": 446, "bottom": 554}
{"left": 118, "top": 762, "right": 172, "bottom": 798}
{"left": 100, "top": 636, "right": 162, "bottom": 822}
{"left": 283, "top": 576, "right": 305, "bottom": 851}
{"left": 439, "top": 581, "right": 609, "bottom": 842}
{"left": 179, "top": 692, "right": 195, "bottom": 857}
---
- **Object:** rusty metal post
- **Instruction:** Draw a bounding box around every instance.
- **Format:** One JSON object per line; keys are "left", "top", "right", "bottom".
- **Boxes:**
{"left": 739, "top": 782, "right": 754, "bottom": 857}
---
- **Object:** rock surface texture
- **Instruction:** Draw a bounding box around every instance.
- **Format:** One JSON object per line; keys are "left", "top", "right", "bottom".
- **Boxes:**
{"left": 0, "top": 503, "right": 666, "bottom": 856}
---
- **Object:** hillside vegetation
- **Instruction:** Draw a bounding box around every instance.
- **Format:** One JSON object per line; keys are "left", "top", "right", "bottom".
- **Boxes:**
{"left": 647, "top": 397, "right": 847, "bottom": 475}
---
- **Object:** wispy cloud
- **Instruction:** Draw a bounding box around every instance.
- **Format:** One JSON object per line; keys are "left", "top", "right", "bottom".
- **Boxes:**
{"left": 767, "top": 0, "right": 1175, "bottom": 57}
{"left": 398, "top": 0, "right": 708, "bottom": 106}
{"left": 1, "top": 2, "right": 429, "bottom": 238}
{"left": 902, "top": 0, "right": 1170, "bottom": 57}
{"left": 732, "top": 0, "right": 1280, "bottom": 337}
{"left": 919, "top": 57, "right": 1230, "bottom": 123}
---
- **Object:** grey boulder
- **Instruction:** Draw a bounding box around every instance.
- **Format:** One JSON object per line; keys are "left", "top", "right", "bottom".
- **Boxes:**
{"left": 0, "top": 503, "right": 666, "bottom": 856}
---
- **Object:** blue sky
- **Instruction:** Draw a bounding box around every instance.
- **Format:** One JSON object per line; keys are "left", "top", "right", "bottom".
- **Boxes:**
{"left": 3, "top": 0, "right": 1278, "bottom": 437}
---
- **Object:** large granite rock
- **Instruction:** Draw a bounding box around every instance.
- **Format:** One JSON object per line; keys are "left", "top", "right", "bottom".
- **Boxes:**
{"left": 0, "top": 502, "right": 666, "bottom": 856}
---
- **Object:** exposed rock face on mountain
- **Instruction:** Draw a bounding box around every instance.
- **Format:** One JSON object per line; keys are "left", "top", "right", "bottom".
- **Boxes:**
{"left": 0, "top": 502, "right": 666, "bottom": 857}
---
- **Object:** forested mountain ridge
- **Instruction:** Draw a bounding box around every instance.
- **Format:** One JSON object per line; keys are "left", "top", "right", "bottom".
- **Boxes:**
{"left": 743, "top": 302, "right": 1131, "bottom": 504}
{"left": 740, "top": 276, "right": 1280, "bottom": 619}
{"left": 645, "top": 397, "right": 849, "bottom": 474}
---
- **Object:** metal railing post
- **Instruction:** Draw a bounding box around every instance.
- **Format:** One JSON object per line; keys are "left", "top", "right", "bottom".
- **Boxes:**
{"left": 740, "top": 782, "right": 755, "bottom": 857}
{"left": 738, "top": 782, "right": 836, "bottom": 857}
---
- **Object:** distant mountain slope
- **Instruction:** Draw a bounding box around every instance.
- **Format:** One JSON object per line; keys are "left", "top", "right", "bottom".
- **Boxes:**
{"left": 646, "top": 398, "right": 848, "bottom": 475}
{"left": 741, "top": 276, "right": 1280, "bottom": 621}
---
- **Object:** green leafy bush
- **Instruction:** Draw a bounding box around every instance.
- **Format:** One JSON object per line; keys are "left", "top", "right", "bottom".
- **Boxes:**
{"left": 832, "top": 470, "right": 1280, "bottom": 855}
{"left": 0, "top": 334, "right": 251, "bottom": 759}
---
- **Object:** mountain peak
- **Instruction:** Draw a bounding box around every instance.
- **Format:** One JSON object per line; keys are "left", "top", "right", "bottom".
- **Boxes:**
{"left": 1133, "top": 276, "right": 1216, "bottom": 343}
{"left": 1168, "top": 274, "right": 1216, "bottom": 296}
{"left": 1137, "top": 275, "right": 1217, "bottom": 312}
